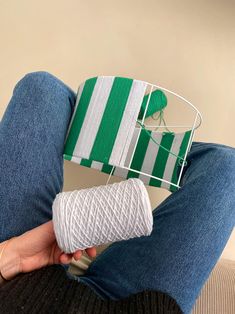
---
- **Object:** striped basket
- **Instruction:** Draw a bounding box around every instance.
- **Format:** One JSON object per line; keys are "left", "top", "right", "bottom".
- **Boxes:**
{"left": 64, "top": 76, "right": 197, "bottom": 192}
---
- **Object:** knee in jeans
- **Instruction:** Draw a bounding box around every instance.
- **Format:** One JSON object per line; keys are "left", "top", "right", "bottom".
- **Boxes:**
{"left": 23, "top": 71, "right": 56, "bottom": 82}
{"left": 208, "top": 145, "right": 235, "bottom": 185}
{"left": 211, "top": 146, "right": 235, "bottom": 218}
{"left": 13, "top": 71, "right": 73, "bottom": 100}
{"left": 186, "top": 144, "right": 235, "bottom": 189}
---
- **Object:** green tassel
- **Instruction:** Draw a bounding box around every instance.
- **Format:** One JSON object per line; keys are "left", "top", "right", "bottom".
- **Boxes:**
{"left": 138, "top": 89, "right": 167, "bottom": 119}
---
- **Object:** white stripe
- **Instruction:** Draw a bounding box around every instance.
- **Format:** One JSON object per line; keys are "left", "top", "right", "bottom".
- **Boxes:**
{"left": 124, "top": 128, "right": 140, "bottom": 167}
{"left": 91, "top": 161, "right": 104, "bottom": 171}
{"left": 138, "top": 131, "right": 163, "bottom": 185}
{"left": 73, "top": 76, "right": 115, "bottom": 160}
{"left": 113, "top": 166, "right": 129, "bottom": 179}
{"left": 109, "top": 80, "right": 147, "bottom": 167}
{"left": 64, "top": 82, "right": 85, "bottom": 143}
{"left": 71, "top": 156, "right": 82, "bottom": 164}
{"left": 161, "top": 132, "right": 185, "bottom": 190}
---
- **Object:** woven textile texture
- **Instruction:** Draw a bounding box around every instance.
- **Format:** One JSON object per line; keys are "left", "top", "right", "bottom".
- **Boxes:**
{"left": 52, "top": 178, "right": 153, "bottom": 253}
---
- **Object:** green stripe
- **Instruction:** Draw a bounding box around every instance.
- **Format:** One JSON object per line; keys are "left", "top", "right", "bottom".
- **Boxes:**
{"left": 101, "top": 164, "right": 114, "bottom": 174}
{"left": 89, "top": 77, "right": 133, "bottom": 164}
{"left": 74, "top": 157, "right": 114, "bottom": 175}
{"left": 127, "top": 129, "right": 151, "bottom": 179}
{"left": 80, "top": 158, "right": 93, "bottom": 167}
{"left": 169, "top": 130, "right": 192, "bottom": 192}
{"left": 149, "top": 132, "right": 175, "bottom": 187}
{"left": 63, "top": 154, "right": 71, "bottom": 161}
{"left": 63, "top": 77, "right": 98, "bottom": 160}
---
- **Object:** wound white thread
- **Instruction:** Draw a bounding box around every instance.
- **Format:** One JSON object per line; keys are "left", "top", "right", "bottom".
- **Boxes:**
{"left": 52, "top": 178, "right": 153, "bottom": 253}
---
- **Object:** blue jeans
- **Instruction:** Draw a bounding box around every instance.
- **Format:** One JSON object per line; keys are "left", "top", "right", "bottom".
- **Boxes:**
{"left": 0, "top": 72, "right": 234, "bottom": 314}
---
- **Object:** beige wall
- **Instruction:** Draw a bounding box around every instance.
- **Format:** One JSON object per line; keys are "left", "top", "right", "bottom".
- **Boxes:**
{"left": 0, "top": 0, "right": 234, "bottom": 259}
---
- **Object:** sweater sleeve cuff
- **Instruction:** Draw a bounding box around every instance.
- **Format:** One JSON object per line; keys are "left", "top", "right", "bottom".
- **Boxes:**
{"left": 0, "top": 273, "right": 6, "bottom": 286}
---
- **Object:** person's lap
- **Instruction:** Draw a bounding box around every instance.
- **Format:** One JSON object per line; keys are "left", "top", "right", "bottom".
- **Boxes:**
{"left": 0, "top": 72, "right": 234, "bottom": 314}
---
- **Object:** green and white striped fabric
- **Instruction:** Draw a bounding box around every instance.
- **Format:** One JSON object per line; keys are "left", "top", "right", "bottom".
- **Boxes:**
{"left": 63, "top": 75, "right": 192, "bottom": 192}
{"left": 64, "top": 76, "right": 148, "bottom": 167}
{"left": 65, "top": 127, "right": 192, "bottom": 193}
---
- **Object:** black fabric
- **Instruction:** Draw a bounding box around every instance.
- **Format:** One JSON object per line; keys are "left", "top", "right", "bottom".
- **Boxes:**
{"left": 0, "top": 265, "right": 182, "bottom": 314}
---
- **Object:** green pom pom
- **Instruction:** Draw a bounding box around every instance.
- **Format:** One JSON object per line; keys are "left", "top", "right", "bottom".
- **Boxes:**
{"left": 138, "top": 90, "right": 167, "bottom": 120}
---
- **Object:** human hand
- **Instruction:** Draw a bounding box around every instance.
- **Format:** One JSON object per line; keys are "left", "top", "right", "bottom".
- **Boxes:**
{"left": 0, "top": 220, "right": 96, "bottom": 280}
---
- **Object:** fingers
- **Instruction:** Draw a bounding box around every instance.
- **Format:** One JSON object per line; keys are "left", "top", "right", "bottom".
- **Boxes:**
{"left": 73, "top": 250, "right": 82, "bottom": 261}
{"left": 59, "top": 250, "right": 82, "bottom": 264}
{"left": 85, "top": 247, "right": 97, "bottom": 258}
{"left": 59, "top": 247, "right": 97, "bottom": 265}
{"left": 59, "top": 253, "right": 73, "bottom": 264}
{"left": 72, "top": 247, "right": 97, "bottom": 261}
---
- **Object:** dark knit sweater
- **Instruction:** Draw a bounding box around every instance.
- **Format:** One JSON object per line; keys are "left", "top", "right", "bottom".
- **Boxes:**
{"left": 0, "top": 265, "right": 182, "bottom": 314}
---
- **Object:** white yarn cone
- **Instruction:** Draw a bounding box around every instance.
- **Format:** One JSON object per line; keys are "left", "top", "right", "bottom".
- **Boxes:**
{"left": 52, "top": 178, "right": 153, "bottom": 253}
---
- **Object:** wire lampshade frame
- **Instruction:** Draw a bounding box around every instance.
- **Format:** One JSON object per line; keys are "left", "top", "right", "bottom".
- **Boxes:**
{"left": 105, "top": 81, "right": 202, "bottom": 190}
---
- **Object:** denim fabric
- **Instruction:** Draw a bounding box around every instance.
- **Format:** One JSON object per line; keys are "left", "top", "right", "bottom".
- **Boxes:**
{"left": 0, "top": 72, "right": 234, "bottom": 314}
{"left": 0, "top": 72, "right": 76, "bottom": 239}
